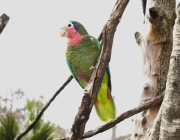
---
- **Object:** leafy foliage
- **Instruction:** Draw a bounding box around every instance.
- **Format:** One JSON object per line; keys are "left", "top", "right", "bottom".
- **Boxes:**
{"left": 28, "top": 122, "right": 55, "bottom": 140}
{"left": 0, "top": 89, "right": 66, "bottom": 140}
{"left": 24, "top": 99, "right": 56, "bottom": 140}
{"left": 0, "top": 113, "right": 19, "bottom": 140}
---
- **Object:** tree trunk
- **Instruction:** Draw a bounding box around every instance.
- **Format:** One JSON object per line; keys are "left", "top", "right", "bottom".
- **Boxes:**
{"left": 131, "top": 0, "right": 176, "bottom": 139}
{"left": 151, "top": 2, "right": 180, "bottom": 140}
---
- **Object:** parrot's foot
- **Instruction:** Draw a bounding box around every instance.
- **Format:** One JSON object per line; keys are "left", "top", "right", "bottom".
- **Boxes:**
{"left": 90, "top": 66, "right": 95, "bottom": 70}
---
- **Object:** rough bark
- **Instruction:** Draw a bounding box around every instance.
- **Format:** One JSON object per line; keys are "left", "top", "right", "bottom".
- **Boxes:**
{"left": 0, "top": 13, "right": 9, "bottom": 34}
{"left": 151, "top": 3, "right": 180, "bottom": 140}
{"left": 131, "top": 0, "right": 176, "bottom": 139}
{"left": 69, "top": 0, "right": 129, "bottom": 140}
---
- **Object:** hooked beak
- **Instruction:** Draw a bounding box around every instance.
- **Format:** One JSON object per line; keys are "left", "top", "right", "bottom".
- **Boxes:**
{"left": 60, "top": 26, "right": 68, "bottom": 37}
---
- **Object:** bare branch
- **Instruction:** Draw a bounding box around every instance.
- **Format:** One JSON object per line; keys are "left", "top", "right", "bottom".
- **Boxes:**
{"left": 0, "top": 13, "right": 9, "bottom": 34}
{"left": 141, "top": 0, "right": 147, "bottom": 15}
{"left": 69, "top": 0, "right": 129, "bottom": 140}
{"left": 98, "top": 32, "right": 102, "bottom": 41}
{"left": 14, "top": 76, "right": 73, "bottom": 140}
{"left": 60, "top": 91, "right": 164, "bottom": 140}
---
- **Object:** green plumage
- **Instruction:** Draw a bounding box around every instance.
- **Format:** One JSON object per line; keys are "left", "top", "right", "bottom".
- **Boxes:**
{"left": 65, "top": 21, "right": 116, "bottom": 122}
{"left": 66, "top": 36, "right": 99, "bottom": 87}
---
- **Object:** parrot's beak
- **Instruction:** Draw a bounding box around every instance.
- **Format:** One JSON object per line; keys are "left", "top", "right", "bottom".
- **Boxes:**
{"left": 60, "top": 27, "right": 68, "bottom": 37}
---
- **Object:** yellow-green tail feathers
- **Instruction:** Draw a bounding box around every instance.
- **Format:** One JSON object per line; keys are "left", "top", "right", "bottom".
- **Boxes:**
{"left": 94, "top": 88, "right": 116, "bottom": 122}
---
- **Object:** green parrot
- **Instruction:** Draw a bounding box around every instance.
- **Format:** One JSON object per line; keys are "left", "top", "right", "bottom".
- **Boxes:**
{"left": 60, "top": 21, "right": 116, "bottom": 122}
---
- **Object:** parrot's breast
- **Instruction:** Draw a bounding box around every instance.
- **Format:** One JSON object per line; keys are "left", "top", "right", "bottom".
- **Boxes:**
{"left": 66, "top": 36, "right": 100, "bottom": 87}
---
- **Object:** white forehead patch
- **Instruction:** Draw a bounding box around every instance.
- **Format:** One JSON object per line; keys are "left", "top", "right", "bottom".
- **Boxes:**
{"left": 67, "top": 21, "right": 74, "bottom": 28}
{"left": 60, "top": 21, "right": 74, "bottom": 28}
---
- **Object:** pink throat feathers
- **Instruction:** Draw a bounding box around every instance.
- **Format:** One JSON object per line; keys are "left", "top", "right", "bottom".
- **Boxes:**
{"left": 67, "top": 28, "right": 82, "bottom": 46}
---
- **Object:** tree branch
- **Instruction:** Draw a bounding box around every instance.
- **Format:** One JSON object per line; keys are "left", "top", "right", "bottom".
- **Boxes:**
{"left": 60, "top": 91, "right": 164, "bottom": 140}
{"left": 0, "top": 13, "right": 10, "bottom": 34}
{"left": 141, "top": 0, "right": 147, "bottom": 15}
{"left": 69, "top": 0, "right": 129, "bottom": 140}
{"left": 14, "top": 76, "right": 73, "bottom": 140}
{"left": 83, "top": 92, "right": 164, "bottom": 139}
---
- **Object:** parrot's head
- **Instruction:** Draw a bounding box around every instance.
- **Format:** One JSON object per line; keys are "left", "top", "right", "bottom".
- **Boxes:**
{"left": 60, "top": 21, "right": 88, "bottom": 38}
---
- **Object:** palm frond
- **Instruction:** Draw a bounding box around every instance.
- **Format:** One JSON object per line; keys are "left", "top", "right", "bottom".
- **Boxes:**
{"left": 29, "top": 122, "right": 55, "bottom": 140}
{"left": 0, "top": 113, "right": 19, "bottom": 140}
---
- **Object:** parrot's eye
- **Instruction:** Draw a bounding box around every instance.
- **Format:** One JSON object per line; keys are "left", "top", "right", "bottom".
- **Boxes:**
{"left": 68, "top": 24, "right": 72, "bottom": 27}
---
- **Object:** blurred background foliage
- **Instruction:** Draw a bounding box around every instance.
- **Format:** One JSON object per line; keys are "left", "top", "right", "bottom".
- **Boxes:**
{"left": 0, "top": 89, "right": 68, "bottom": 140}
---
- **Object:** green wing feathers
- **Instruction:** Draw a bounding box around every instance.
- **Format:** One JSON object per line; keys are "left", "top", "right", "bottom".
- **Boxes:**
{"left": 94, "top": 72, "right": 116, "bottom": 122}
{"left": 95, "top": 88, "right": 116, "bottom": 122}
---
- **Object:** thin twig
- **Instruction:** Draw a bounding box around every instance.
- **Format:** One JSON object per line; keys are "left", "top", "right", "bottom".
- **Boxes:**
{"left": 60, "top": 91, "right": 164, "bottom": 140}
{"left": 14, "top": 75, "right": 73, "bottom": 140}
{"left": 141, "top": 0, "right": 147, "bottom": 15}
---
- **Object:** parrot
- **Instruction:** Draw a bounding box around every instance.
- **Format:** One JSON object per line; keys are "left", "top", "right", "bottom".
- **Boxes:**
{"left": 60, "top": 21, "right": 116, "bottom": 122}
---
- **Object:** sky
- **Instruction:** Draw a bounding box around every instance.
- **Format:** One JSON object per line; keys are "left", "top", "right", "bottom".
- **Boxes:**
{"left": 0, "top": 0, "right": 145, "bottom": 139}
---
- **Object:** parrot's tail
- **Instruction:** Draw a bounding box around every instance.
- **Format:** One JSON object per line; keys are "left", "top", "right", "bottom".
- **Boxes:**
{"left": 94, "top": 88, "right": 116, "bottom": 122}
